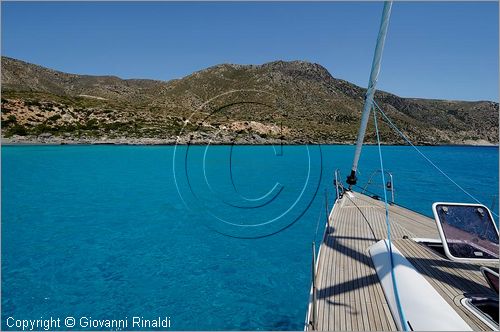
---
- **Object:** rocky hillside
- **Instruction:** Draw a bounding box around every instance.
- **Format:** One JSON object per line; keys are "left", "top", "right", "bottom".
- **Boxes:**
{"left": 1, "top": 56, "right": 498, "bottom": 145}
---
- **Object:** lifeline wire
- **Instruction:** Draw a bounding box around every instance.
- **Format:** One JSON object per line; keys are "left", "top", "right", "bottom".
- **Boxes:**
{"left": 373, "top": 108, "right": 410, "bottom": 331}
{"left": 373, "top": 100, "right": 499, "bottom": 219}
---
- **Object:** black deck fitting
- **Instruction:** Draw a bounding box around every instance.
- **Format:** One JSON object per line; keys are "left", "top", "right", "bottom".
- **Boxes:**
{"left": 346, "top": 170, "right": 357, "bottom": 186}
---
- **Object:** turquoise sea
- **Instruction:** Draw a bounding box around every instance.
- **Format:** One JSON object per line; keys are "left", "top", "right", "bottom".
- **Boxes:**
{"left": 2, "top": 145, "right": 498, "bottom": 330}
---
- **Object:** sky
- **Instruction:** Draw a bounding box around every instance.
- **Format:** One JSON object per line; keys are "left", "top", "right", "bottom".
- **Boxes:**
{"left": 1, "top": 1, "right": 498, "bottom": 102}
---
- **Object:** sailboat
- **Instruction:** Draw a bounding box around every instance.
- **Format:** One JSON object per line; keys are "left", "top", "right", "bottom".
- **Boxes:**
{"left": 305, "top": 2, "right": 499, "bottom": 331}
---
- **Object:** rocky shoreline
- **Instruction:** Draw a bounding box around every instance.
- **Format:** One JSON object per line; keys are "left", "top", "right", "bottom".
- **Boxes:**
{"left": 2, "top": 135, "right": 496, "bottom": 147}
{"left": 1, "top": 135, "right": 344, "bottom": 145}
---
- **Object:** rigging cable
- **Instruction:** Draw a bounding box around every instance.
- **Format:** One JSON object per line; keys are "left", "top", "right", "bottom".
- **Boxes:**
{"left": 372, "top": 100, "right": 499, "bottom": 219}
{"left": 373, "top": 107, "right": 411, "bottom": 331}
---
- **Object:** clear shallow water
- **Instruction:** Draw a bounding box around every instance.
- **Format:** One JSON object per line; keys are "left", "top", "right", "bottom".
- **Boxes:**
{"left": 2, "top": 145, "right": 498, "bottom": 330}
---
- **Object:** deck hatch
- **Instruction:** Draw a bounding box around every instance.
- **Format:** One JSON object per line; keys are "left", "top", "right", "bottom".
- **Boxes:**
{"left": 461, "top": 297, "right": 499, "bottom": 330}
{"left": 481, "top": 266, "right": 499, "bottom": 294}
{"left": 432, "top": 203, "right": 499, "bottom": 262}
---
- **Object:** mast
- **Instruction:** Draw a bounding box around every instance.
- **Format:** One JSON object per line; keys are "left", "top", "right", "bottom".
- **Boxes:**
{"left": 346, "top": 1, "right": 393, "bottom": 188}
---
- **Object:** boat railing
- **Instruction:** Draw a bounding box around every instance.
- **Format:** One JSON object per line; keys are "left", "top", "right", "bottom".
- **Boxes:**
{"left": 333, "top": 169, "right": 345, "bottom": 201}
{"left": 362, "top": 169, "right": 395, "bottom": 204}
{"left": 306, "top": 191, "right": 331, "bottom": 331}
{"left": 310, "top": 241, "right": 318, "bottom": 330}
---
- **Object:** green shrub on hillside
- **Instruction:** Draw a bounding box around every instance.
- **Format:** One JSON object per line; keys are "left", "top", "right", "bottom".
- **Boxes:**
{"left": 3, "top": 115, "right": 17, "bottom": 126}
{"left": 6, "top": 124, "right": 28, "bottom": 137}
{"left": 48, "top": 114, "right": 62, "bottom": 122}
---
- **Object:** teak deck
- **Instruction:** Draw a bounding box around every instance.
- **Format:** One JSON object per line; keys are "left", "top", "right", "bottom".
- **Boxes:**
{"left": 309, "top": 191, "right": 498, "bottom": 331}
